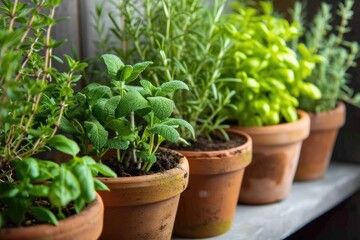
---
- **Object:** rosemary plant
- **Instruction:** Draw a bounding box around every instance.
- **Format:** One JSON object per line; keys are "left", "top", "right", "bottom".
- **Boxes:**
{"left": 291, "top": 0, "right": 360, "bottom": 113}
{"left": 94, "top": 0, "right": 235, "bottom": 140}
{"left": 0, "top": 0, "right": 86, "bottom": 174}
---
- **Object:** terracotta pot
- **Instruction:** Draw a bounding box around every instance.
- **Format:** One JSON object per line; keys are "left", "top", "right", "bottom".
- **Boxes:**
{"left": 172, "top": 131, "right": 252, "bottom": 238}
{"left": 232, "top": 110, "right": 310, "bottom": 204}
{"left": 295, "top": 102, "right": 346, "bottom": 181}
{"left": 97, "top": 152, "right": 189, "bottom": 240}
{"left": 0, "top": 193, "right": 104, "bottom": 240}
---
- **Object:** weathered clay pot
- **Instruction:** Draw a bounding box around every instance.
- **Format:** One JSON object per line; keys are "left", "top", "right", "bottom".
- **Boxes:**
{"left": 172, "top": 131, "right": 252, "bottom": 238}
{"left": 295, "top": 102, "right": 346, "bottom": 181}
{"left": 232, "top": 110, "right": 310, "bottom": 204}
{"left": 0, "top": 193, "right": 104, "bottom": 240}
{"left": 97, "top": 152, "right": 189, "bottom": 240}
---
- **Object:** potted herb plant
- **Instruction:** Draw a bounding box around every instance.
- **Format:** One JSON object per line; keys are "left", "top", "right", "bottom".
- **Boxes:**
{"left": 220, "top": 1, "right": 321, "bottom": 204}
{"left": 60, "top": 54, "right": 192, "bottom": 239}
{"left": 290, "top": 0, "right": 360, "bottom": 180}
{"left": 0, "top": 1, "right": 115, "bottom": 239}
{"left": 93, "top": 0, "right": 252, "bottom": 237}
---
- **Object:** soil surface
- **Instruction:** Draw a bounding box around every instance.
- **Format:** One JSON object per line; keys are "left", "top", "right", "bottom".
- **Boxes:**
{"left": 0, "top": 199, "right": 76, "bottom": 229}
{"left": 168, "top": 132, "right": 247, "bottom": 151}
{"left": 101, "top": 150, "right": 181, "bottom": 177}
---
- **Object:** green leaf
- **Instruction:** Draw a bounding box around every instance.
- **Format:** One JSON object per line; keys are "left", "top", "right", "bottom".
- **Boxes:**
{"left": 48, "top": 135, "right": 80, "bottom": 156}
{"left": 49, "top": 167, "right": 81, "bottom": 207}
{"left": 158, "top": 80, "right": 189, "bottom": 96}
{"left": 93, "top": 163, "right": 117, "bottom": 178}
{"left": 0, "top": 183, "right": 19, "bottom": 198}
{"left": 116, "top": 90, "right": 149, "bottom": 117}
{"left": 88, "top": 86, "right": 112, "bottom": 106}
{"left": 104, "top": 96, "right": 121, "bottom": 118}
{"left": 74, "top": 198, "right": 86, "bottom": 213}
{"left": 6, "top": 199, "right": 29, "bottom": 226}
{"left": 118, "top": 65, "right": 133, "bottom": 81}
{"left": 94, "top": 178, "right": 110, "bottom": 191}
{"left": 148, "top": 97, "right": 173, "bottom": 120}
{"left": 150, "top": 125, "right": 180, "bottom": 142}
{"left": 84, "top": 120, "right": 108, "bottom": 151}
{"left": 72, "top": 164, "right": 96, "bottom": 202}
{"left": 29, "top": 185, "right": 49, "bottom": 197}
{"left": 163, "top": 118, "right": 195, "bottom": 138}
{"left": 101, "top": 54, "right": 124, "bottom": 78}
{"left": 107, "top": 138, "right": 129, "bottom": 150}
{"left": 59, "top": 117, "right": 80, "bottom": 135}
{"left": 31, "top": 207, "right": 58, "bottom": 226}
{"left": 16, "top": 158, "right": 39, "bottom": 180}
{"left": 126, "top": 61, "right": 153, "bottom": 83}
{"left": 105, "top": 118, "right": 131, "bottom": 134}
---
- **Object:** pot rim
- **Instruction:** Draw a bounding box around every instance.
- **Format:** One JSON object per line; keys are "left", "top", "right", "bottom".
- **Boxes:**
{"left": 308, "top": 101, "right": 346, "bottom": 131}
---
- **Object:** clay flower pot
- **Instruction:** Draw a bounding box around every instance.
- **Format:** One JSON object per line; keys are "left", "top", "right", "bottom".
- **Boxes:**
{"left": 232, "top": 110, "right": 310, "bottom": 204}
{"left": 97, "top": 152, "right": 189, "bottom": 240}
{"left": 172, "top": 131, "right": 252, "bottom": 238}
{"left": 0, "top": 193, "right": 104, "bottom": 240}
{"left": 295, "top": 102, "right": 346, "bottom": 181}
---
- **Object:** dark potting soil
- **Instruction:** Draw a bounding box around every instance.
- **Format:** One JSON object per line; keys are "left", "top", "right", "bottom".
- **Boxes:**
{"left": 101, "top": 150, "right": 181, "bottom": 177}
{"left": 0, "top": 199, "right": 76, "bottom": 229}
{"left": 168, "top": 132, "right": 247, "bottom": 151}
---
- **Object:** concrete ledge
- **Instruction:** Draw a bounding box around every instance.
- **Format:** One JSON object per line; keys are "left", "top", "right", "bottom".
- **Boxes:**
{"left": 173, "top": 162, "right": 360, "bottom": 240}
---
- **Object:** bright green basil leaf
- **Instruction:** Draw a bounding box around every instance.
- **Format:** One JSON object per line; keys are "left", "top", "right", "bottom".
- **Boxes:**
{"left": 31, "top": 206, "right": 58, "bottom": 226}
{"left": 73, "top": 164, "right": 95, "bottom": 202}
{"left": 74, "top": 198, "right": 86, "bottom": 213}
{"left": 48, "top": 135, "right": 80, "bottom": 156}
{"left": 49, "top": 167, "right": 81, "bottom": 207}
{"left": 94, "top": 178, "right": 110, "bottom": 191}
{"left": 16, "top": 157, "right": 39, "bottom": 180}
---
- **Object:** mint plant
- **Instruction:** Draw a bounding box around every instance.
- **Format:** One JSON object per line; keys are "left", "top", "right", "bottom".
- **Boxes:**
{"left": 0, "top": 135, "right": 116, "bottom": 228}
{"left": 291, "top": 0, "right": 360, "bottom": 113}
{"left": 61, "top": 54, "right": 194, "bottom": 172}
{"left": 219, "top": 1, "right": 322, "bottom": 126}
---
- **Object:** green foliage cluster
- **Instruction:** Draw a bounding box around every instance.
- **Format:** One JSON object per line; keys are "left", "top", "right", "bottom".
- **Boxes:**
{"left": 0, "top": 0, "right": 87, "bottom": 169}
{"left": 61, "top": 54, "right": 194, "bottom": 172}
{"left": 0, "top": 0, "right": 116, "bottom": 229}
{"left": 291, "top": 0, "right": 360, "bottom": 113}
{"left": 0, "top": 135, "right": 115, "bottom": 228}
{"left": 220, "top": 1, "right": 322, "bottom": 126}
{"left": 94, "top": 0, "right": 235, "bottom": 140}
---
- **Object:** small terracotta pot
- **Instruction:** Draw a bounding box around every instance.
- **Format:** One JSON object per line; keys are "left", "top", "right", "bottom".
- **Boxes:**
{"left": 0, "top": 193, "right": 104, "bottom": 240}
{"left": 97, "top": 152, "right": 189, "bottom": 240}
{"left": 232, "top": 110, "right": 310, "bottom": 204}
{"left": 295, "top": 102, "right": 346, "bottom": 181}
{"left": 172, "top": 130, "right": 252, "bottom": 238}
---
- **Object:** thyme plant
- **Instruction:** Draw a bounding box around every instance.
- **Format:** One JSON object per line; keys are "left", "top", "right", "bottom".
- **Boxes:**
{"left": 0, "top": 0, "right": 87, "bottom": 172}
{"left": 94, "top": 0, "right": 235, "bottom": 140}
{"left": 291, "top": 0, "right": 360, "bottom": 113}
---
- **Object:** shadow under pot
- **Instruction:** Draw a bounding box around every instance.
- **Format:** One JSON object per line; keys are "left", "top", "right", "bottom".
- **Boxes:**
{"left": 172, "top": 130, "right": 252, "bottom": 238}
{"left": 97, "top": 150, "right": 189, "bottom": 240}
{"left": 231, "top": 110, "right": 310, "bottom": 205}
{"left": 295, "top": 102, "right": 346, "bottom": 181}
